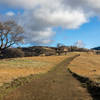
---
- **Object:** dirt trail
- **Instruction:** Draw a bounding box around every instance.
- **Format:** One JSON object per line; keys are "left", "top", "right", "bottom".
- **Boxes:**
{"left": 3, "top": 55, "right": 92, "bottom": 100}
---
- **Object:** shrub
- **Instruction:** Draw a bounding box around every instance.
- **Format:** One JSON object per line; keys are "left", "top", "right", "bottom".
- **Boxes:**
{"left": 2, "top": 48, "right": 24, "bottom": 58}
{"left": 45, "top": 51, "right": 56, "bottom": 56}
{"left": 24, "top": 52, "right": 38, "bottom": 57}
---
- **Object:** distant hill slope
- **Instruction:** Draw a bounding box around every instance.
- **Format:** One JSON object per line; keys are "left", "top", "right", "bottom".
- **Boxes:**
{"left": 20, "top": 46, "right": 57, "bottom": 56}
{"left": 92, "top": 47, "right": 100, "bottom": 50}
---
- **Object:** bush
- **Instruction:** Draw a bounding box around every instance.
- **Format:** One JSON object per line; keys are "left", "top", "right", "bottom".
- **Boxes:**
{"left": 45, "top": 51, "right": 56, "bottom": 56}
{"left": 2, "top": 48, "right": 24, "bottom": 58}
{"left": 24, "top": 52, "right": 38, "bottom": 57}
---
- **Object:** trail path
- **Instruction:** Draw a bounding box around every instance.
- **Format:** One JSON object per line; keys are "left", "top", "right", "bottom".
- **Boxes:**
{"left": 3, "top": 55, "right": 92, "bottom": 100}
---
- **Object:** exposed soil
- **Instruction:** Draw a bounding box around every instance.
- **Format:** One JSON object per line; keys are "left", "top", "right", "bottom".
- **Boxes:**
{"left": 3, "top": 55, "right": 92, "bottom": 100}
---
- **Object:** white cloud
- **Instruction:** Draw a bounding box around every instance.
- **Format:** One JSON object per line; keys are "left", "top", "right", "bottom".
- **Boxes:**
{"left": 15, "top": 8, "right": 87, "bottom": 44}
{"left": 0, "top": 0, "right": 61, "bottom": 9}
{"left": 75, "top": 40, "right": 85, "bottom": 48}
{"left": 1, "top": 0, "right": 100, "bottom": 12}
{"left": 6, "top": 11, "right": 15, "bottom": 16}
{"left": 33, "top": 8, "right": 87, "bottom": 29}
{"left": 1, "top": 0, "right": 100, "bottom": 44}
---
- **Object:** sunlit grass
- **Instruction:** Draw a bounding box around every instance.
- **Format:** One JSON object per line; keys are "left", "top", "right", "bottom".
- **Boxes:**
{"left": 68, "top": 53, "right": 100, "bottom": 83}
{"left": 0, "top": 55, "right": 71, "bottom": 86}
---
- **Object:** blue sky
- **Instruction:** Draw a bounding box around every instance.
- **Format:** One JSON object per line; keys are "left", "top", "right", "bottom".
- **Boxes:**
{"left": 52, "top": 17, "right": 100, "bottom": 48}
{"left": 0, "top": 0, "right": 100, "bottom": 49}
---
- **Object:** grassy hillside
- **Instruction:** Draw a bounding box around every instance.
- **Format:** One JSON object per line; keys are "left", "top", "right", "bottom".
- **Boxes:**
{"left": 0, "top": 55, "right": 73, "bottom": 87}
{"left": 68, "top": 53, "right": 100, "bottom": 84}
{"left": 0, "top": 53, "right": 77, "bottom": 100}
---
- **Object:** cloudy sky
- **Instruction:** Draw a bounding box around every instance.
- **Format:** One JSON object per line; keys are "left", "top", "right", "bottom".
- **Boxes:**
{"left": 0, "top": 0, "right": 100, "bottom": 48}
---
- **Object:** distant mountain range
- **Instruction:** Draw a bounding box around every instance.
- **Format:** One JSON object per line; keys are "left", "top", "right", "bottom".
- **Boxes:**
{"left": 92, "top": 47, "right": 100, "bottom": 50}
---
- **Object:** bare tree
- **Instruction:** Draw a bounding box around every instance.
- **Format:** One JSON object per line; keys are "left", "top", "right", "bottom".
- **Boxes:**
{"left": 0, "top": 21, "right": 24, "bottom": 53}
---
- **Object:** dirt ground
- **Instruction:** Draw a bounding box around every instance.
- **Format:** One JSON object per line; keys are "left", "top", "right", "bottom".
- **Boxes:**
{"left": 3, "top": 55, "right": 92, "bottom": 100}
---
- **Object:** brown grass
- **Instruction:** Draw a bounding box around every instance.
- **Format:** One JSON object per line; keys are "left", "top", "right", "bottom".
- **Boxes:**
{"left": 68, "top": 53, "right": 100, "bottom": 83}
{"left": 0, "top": 54, "right": 74, "bottom": 86}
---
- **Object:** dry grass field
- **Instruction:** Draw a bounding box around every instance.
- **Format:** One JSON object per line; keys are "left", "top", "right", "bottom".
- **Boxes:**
{"left": 68, "top": 53, "right": 100, "bottom": 83}
{"left": 0, "top": 54, "right": 74, "bottom": 87}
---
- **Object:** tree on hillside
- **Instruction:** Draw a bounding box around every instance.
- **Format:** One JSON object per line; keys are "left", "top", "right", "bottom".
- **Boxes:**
{"left": 0, "top": 21, "right": 24, "bottom": 54}
{"left": 57, "top": 43, "right": 65, "bottom": 55}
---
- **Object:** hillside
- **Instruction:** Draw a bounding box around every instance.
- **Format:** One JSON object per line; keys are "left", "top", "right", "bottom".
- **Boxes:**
{"left": 92, "top": 47, "right": 100, "bottom": 50}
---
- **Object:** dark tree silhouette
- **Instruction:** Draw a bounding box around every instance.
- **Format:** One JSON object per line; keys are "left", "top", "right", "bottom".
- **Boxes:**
{"left": 57, "top": 43, "right": 65, "bottom": 55}
{"left": 0, "top": 21, "right": 24, "bottom": 53}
